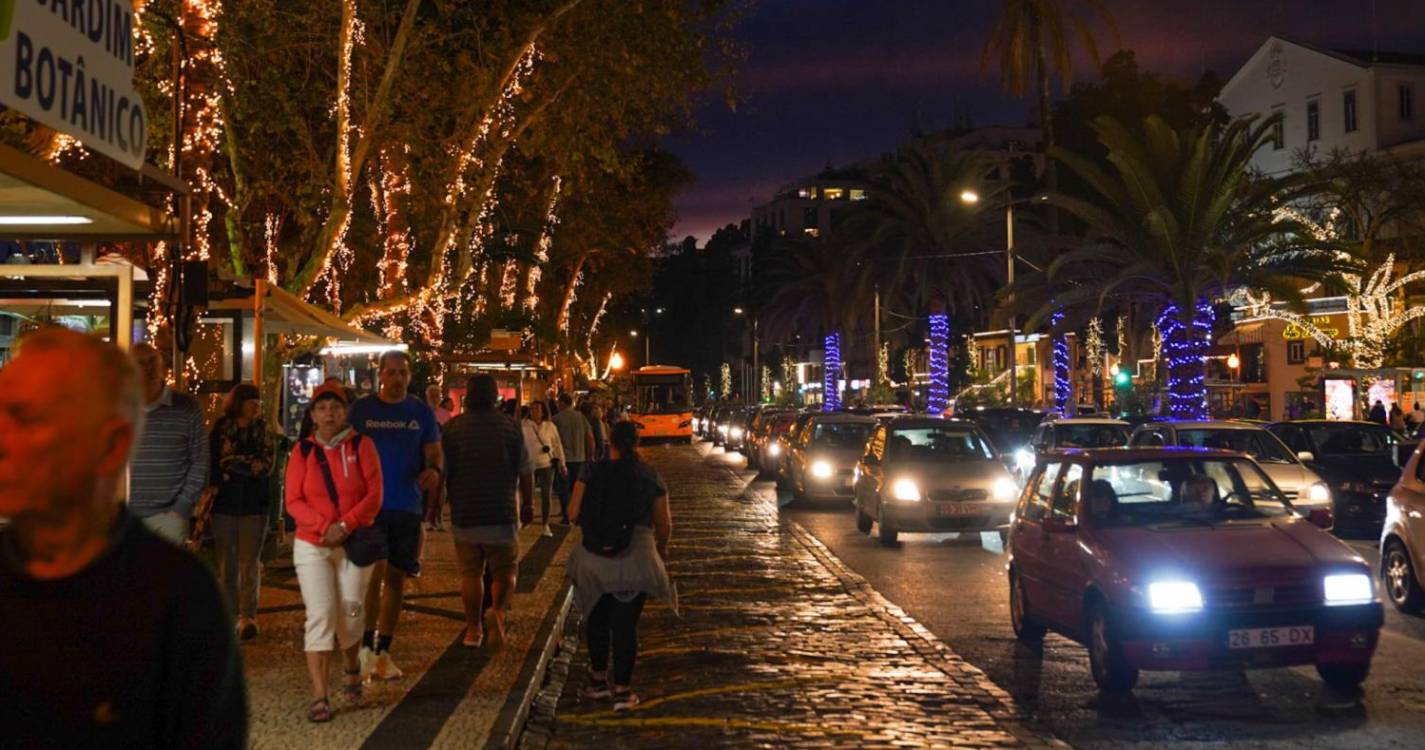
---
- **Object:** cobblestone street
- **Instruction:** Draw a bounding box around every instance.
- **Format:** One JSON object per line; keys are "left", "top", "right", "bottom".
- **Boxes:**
{"left": 522, "top": 444, "right": 1064, "bottom": 749}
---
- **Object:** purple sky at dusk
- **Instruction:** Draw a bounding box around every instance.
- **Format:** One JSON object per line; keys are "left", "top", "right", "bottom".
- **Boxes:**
{"left": 667, "top": 0, "right": 1425, "bottom": 243}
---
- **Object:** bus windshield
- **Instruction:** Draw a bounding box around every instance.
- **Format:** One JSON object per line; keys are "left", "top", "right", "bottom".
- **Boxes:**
{"left": 634, "top": 373, "right": 691, "bottom": 415}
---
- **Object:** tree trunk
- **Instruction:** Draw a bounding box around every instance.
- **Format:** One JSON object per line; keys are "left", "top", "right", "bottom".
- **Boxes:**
{"left": 1159, "top": 301, "right": 1211, "bottom": 421}
{"left": 823, "top": 331, "right": 842, "bottom": 412}
{"left": 555, "top": 251, "right": 591, "bottom": 336}
{"left": 1034, "top": 31, "right": 1058, "bottom": 236}
{"left": 1051, "top": 312, "right": 1070, "bottom": 413}
{"left": 926, "top": 301, "right": 949, "bottom": 415}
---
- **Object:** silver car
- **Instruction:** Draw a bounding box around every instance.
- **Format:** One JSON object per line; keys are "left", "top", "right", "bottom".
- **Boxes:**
{"left": 853, "top": 418, "right": 1019, "bottom": 545}
{"left": 1128, "top": 420, "right": 1334, "bottom": 525}
{"left": 786, "top": 414, "right": 879, "bottom": 502}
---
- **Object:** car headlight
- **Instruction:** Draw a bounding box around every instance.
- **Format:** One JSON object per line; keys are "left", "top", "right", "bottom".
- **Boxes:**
{"left": 992, "top": 477, "right": 1017, "bottom": 501}
{"left": 1148, "top": 581, "right": 1204, "bottom": 614}
{"left": 891, "top": 477, "right": 922, "bottom": 501}
{"left": 1324, "top": 573, "right": 1373, "bottom": 606}
{"left": 1015, "top": 448, "right": 1036, "bottom": 472}
{"left": 768, "top": 443, "right": 781, "bottom": 457}
{"left": 810, "top": 460, "right": 834, "bottom": 479}
{"left": 731, "top": 427, "right": 744, "bottom": 439}
{"left": 1304, "top": 482, "right": 1332, "bottom": 504}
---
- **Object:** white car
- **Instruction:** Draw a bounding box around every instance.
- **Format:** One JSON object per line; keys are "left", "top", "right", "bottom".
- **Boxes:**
{"left": 1129, "top": 420, "right": 1334, "bottom": 525}
{"left": 1015, "top": 417, "right": 1132, "bottom": 478}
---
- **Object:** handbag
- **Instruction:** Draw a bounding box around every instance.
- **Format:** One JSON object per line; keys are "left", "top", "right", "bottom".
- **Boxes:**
{"left": 305, "top": 436, "right": 384, "bottom": 567}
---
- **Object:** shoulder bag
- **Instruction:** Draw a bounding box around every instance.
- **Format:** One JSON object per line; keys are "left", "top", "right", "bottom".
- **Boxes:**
{"left": 303, "top": 436, "right": 384, "bottom": 566}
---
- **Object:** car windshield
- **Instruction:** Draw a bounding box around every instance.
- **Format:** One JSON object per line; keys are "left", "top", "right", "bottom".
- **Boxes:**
{"left": 1055, "top": 424, "right": 1130, "bottom": 448}
{"left": 1307, "top": 425, "right": 1401, "bottom": 456}
{"left": 1084, "top": 457, "right": 1293, "bottom": 527}
{"left": 812, "top": 422, "right": 874, "bottom": 448}
{"left": 1174, "top": 429, "right": 1294, "bottom": 463}
{"left": 888, "top": 426, "right": 994, "bottom": 461}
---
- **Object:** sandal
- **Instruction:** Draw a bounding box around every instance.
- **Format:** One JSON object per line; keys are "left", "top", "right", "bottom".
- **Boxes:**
{"left": 307, "top": 696, "right": 332, "bottom": 723}
{"left": 341, "top": 668, "right": 364, "bottom": 701}
{"left": 612, "top": 690, "right": 641, "bottom": 711}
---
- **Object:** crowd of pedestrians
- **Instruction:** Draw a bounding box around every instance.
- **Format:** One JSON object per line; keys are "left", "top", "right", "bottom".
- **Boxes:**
{"left": 0, "top": 331, "right": 674, "bottom": 744}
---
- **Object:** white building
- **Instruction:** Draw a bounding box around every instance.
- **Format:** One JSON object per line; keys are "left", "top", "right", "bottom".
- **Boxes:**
{"left": 1219, "top": 35, "right": 1425, "bottom": 174}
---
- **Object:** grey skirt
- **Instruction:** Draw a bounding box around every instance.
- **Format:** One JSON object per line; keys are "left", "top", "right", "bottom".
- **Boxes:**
{"left": 568, "top": 526, "right": 675, "bottom": 617}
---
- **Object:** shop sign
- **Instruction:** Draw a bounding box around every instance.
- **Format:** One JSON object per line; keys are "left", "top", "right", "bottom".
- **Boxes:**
{"left": 1283, "top": 316, "right": 1340, "bottom": 341}
{"left": 0, "top": 0, "right": 148, "bottom": 169}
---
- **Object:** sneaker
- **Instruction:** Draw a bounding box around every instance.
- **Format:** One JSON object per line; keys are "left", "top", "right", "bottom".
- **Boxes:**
{"left": 612, "top": 691, "right": 641, "bottom": 711}
{"left": 370, "top": 651, "right": 404, "bottom": 681}
{"left": 358, "top": 646, "right": 375, "bottom": 679}
{"left": 581, "top": 680, "right": 611, "bottom": 700}
{"left": 461, "top": 627, "right": 484, "bottom": 648}
{"left": 541, "top": 524, "right": 554, "bottom": 538}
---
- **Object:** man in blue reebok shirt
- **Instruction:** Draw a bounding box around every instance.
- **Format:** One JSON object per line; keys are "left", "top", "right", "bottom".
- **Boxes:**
{"left": 348, "top": 350, "right": 443, "bottom": 680}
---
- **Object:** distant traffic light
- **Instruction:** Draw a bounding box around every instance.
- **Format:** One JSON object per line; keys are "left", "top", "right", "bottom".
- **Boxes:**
{"left": 1114, "top": 369, "right": 1131, "bottom": 387}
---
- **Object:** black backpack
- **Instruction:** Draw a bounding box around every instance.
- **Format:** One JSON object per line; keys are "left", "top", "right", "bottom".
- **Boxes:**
{"left": 580, "top": 460, "right": 654, "bottom": 557}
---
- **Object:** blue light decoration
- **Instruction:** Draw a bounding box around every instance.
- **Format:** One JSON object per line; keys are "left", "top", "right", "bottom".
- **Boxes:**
{"left": 823, "top": 331, "right": 842, "bottom": 411}
{"left": 926, "top": 312, "right": 950, "bottom": 414}
{"left": 1051, "top": 311, "right": 1071, "bottom": 414}
{"left": 1156, "top": 299, "right": 1215, "bottom": 420}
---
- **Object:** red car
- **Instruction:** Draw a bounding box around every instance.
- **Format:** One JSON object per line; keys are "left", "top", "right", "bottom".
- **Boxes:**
{"left": 1007, "top": 447, "right": 1382, "bottom": 692}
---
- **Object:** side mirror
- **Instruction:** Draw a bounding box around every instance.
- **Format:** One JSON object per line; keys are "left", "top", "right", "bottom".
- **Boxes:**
{"left": 1306, "top": 506, "right": 1335, "bottom": 530}
{"left": 1043, "top": 517, "right": 1078, "bottom": 533}
{"left": 1296, "top": 451, "right": 1315, "bottom": 463}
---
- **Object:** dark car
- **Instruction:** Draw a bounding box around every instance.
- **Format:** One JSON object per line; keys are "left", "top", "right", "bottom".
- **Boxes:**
{"left": 1267, "top": 420, "right": 1410, "bottom": 534}
{"left": 1009, "top": 447, "right": 1381, "bottom": 692}
{"left": 958, "top": 407, "right": 1045, "bottom": 456}
{"left": 746, "top": 408, "right": 795, "bottom": 470}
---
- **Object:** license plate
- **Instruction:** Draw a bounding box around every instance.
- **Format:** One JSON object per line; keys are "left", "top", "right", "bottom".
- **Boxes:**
{"left": 1227, "top": 626, "right": 1314, "bottom": 649}
{"left": 937, "top": 503, "right": 982, "bottom": 517}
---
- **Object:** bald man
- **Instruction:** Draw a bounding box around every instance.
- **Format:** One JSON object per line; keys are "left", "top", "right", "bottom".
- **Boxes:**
{"left": 0, "top": 330, "right": 246, "bottom": 747}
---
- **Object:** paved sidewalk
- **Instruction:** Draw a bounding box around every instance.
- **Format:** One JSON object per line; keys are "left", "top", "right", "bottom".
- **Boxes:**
{"left": 520, "top": 444, "right": 1065, "bottom": 749}
{"left": 243, "top": 517, "right": 574, "bottom": 749}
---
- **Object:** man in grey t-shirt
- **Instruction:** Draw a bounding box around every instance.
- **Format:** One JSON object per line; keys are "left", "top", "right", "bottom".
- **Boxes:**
{"left": 443, "top": 375, "right": 533, "bottom": 647}
{"left": 552, "top": 393, "right": 594, "bottom": 523}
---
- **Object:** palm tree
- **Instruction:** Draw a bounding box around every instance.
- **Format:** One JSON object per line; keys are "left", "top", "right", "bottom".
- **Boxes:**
{"left": 760, "top": 239, "right": 861, "bottom": 411}
{"left": 843, "top": 142, "right": 1003, "bottom": 320}
{"left": 1021, "top": 114, "right": 1352, "bottom": 419}
{"left": 982, "top": 0, "right": 1118, "bottom": 232}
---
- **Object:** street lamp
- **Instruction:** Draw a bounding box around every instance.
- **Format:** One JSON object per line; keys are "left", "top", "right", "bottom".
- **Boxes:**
{"left": 960, "top": 190, "right": 1048, "bottom": 406}
{"left": 734, "top": 307, "right": 759, "bottom": 401}
{"left": 609, "top": 350, "right": 625, "bottom": 371}
{"left": 630, "top": 330, "right": 649, "bottom": 366}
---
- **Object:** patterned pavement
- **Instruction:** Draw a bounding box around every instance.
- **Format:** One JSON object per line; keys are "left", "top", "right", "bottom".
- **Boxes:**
{"left": 520, "top": 444, "right": 1066, "bottom": 749}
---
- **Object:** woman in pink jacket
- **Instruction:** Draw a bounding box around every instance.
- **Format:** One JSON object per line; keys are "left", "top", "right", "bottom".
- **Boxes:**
{"left": 285, "top": 384, "right": 383, "bottom": 722}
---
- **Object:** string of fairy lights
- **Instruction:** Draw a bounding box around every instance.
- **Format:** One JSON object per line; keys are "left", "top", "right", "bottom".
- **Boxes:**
{"left": 822, "top": 332, "right": 842, "bottom": 411}
{"left": 1050, "top": 311, "right": 1070, "bottom": 413}
{"left": 1156, "top": 300, "right": 1215, "bottom": 420}
{"left": 926, "top": 313, "right": 949, "bottom": 413}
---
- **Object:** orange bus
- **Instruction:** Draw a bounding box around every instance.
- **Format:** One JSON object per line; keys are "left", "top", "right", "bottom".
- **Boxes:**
{"left": 630, "top": 366, "right": 694, "bottom": 442}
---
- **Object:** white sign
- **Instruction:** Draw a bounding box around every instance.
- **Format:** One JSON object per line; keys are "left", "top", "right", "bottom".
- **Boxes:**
{"left": 0, "top": 0, "right": 148, "bottom": 169}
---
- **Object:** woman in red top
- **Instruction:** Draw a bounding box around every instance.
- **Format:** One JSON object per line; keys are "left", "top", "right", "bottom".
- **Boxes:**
{"left": 285, "top": 384, "right": 382, "bottom": 722}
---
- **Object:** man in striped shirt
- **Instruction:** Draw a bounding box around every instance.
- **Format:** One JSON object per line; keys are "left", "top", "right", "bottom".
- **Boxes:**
{"left": 130, "top": 344, "right": 209, "bottom": 545}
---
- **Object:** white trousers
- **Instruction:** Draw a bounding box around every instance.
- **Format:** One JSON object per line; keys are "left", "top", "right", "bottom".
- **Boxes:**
{"left": 294, "top": 539, "right": 374, "bottom": 653}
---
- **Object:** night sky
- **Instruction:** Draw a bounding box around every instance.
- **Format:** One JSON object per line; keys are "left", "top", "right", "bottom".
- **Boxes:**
{"left": 669, "top": 0, "right": 1425, "bottom": 243}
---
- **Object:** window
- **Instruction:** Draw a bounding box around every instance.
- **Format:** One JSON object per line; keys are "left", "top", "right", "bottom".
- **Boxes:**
{"left": 1022, "top": 462, "right": 1062, "bottom": 521}
{"left": 1307, "top": 99, "right": 1320, "bottom": 142}
{"left": 1401, "top": 84, "right": 1415, "bottom": 121}
{"left": 1271, "top": 112, "right": 1285, "bottom": 150}
{"left": 797, "top": 186, "right": 818, "bottom": 199}
{"left": 822, "top": 187, "right": 845, "bottom": 200}
{"left": 1052, "top": 464, "right": 1083, "bottom": 519}
{"left": 1344, "top": 90, "right": 1358, "bottom": 133}
{"left": 1287, "top": 340, "right": 1306, "bottom": 364}
{"left": 849, "top": 188, "right": 868, "bottom": 201}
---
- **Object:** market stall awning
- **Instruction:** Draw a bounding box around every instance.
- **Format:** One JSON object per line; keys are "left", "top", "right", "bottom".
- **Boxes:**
{"left": 0, "top": 143, "right": 180, "bottom": 240}
{"left": 208, "top": 283, "right": 396, "bottom": 347}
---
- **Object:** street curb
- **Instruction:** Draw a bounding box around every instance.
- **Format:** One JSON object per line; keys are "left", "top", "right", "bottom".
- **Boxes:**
{"left": 786, "top": 520, "right": 1071, "bottom": 749}
{"left": 485, "top": 579, "right": 573, "bottom": 750}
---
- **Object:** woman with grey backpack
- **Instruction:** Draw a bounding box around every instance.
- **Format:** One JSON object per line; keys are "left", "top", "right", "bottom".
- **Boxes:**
{"left": 567, "top": 421, "right": 673, "bottom": 710}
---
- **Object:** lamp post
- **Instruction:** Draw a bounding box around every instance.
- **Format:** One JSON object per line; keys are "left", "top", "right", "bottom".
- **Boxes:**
{"left": 960, "top": 190, "right": 1047, "bottom": 407}
{"left": 631, "top": 329, "right": 649, "bottom": 368}
{"left": 734, "top": 307, "right": 758, "bottom": 401}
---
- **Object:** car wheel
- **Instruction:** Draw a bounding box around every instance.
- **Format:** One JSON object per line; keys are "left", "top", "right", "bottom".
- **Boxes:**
{"left": 877, "top": 503, "right": 899, "bottom": 546}
{"left": 1087, "top": 601, "right": 1138, "bottom": 692}
{"left": 1317, "top": 662, "right": 1371, "bottom": 689}
{"left": 1009, "top": 570, "right": 1046, "bottom": 644}
{"left": 1383, "top": 540, "right": 1425, "bottom": 614}
{"left": 855, "top": 503, "right": 873, "bottom": 534}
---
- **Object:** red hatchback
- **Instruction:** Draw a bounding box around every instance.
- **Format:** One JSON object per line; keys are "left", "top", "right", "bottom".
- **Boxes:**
{"left": 1007, "top": 447, "right": 1383, "bottom": 692}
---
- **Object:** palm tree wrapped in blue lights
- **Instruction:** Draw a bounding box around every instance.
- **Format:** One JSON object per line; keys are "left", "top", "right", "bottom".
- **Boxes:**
{"left": 1014, "top": 114, "right": 1351, "bottom": 420}
{"left": 1050, "top": 311, "right": 1071, "bottom": 414}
